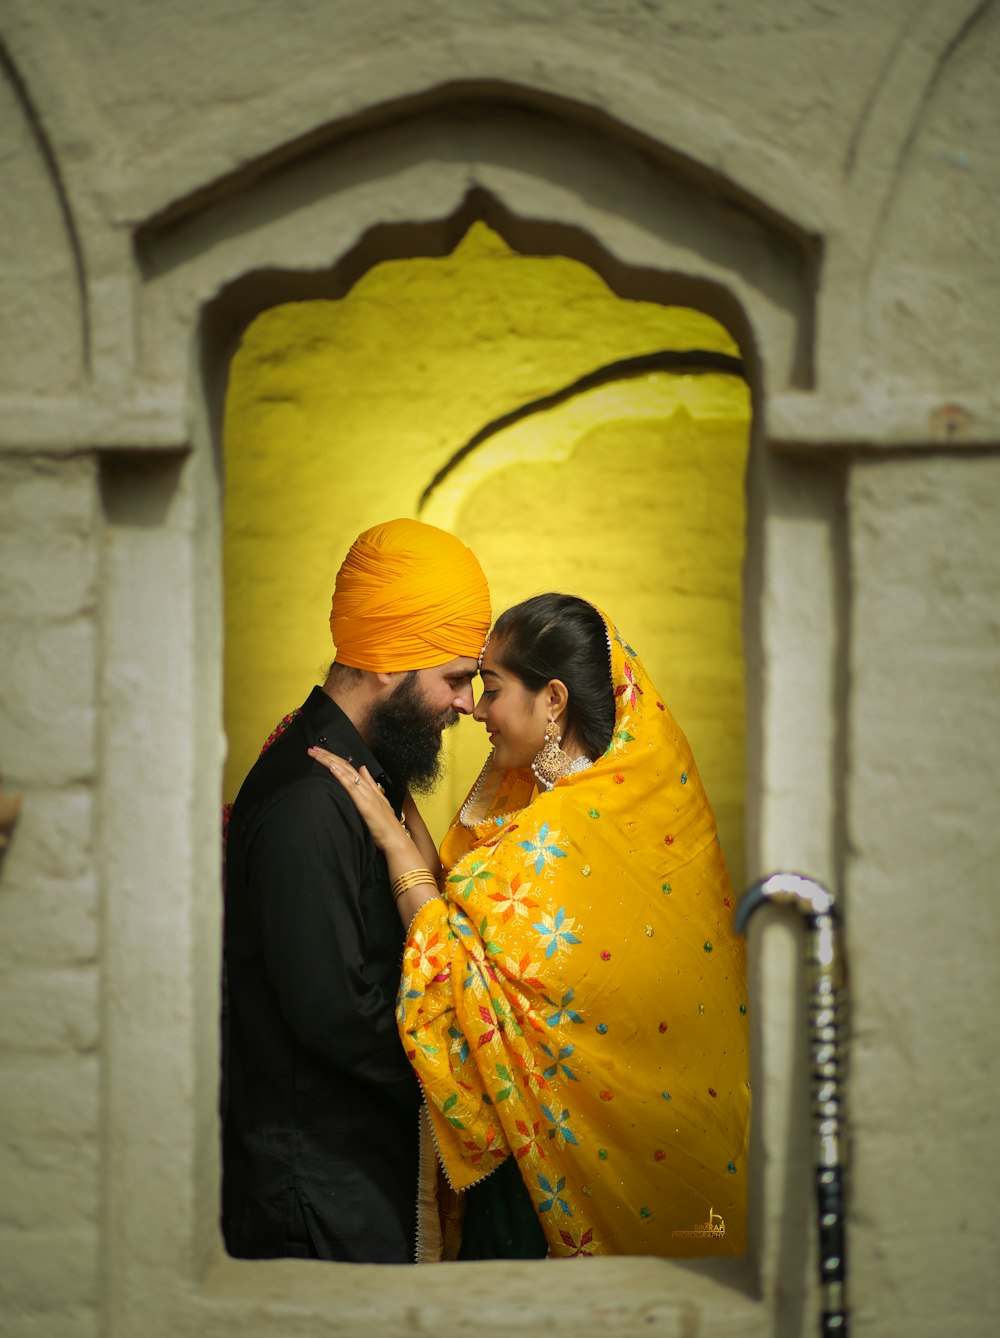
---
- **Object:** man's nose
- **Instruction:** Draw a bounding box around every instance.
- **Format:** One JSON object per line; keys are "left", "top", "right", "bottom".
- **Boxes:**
{"left": 454, "top": 683, "right": 475, "bottom": 715}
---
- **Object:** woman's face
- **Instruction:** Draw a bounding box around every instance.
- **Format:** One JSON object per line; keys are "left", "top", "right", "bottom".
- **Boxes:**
{"left": 473, "top": 640, "right": 550, "bottom": 771}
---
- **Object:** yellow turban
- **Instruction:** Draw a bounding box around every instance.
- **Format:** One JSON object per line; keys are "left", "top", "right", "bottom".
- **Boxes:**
{"left": 329, "top": 519, "right": 491, "bottom": 672}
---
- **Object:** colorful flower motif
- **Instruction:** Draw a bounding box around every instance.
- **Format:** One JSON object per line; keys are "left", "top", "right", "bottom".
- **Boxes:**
{"left": 447, "top": 1024, "right": 469, "bottom": 1065}
{"left": 664, "top": 834, "right": 675, "bottom": 846}
{"left": 739, "top": 1003, "right": 747, "bottom": 1016}
{"left": 728, "top": 1162, "right": 737, "bottom": 1175}
{"left": 463, "top": 1123, "right": 505, "bottom": 1167}
{"left": 613, "top": 773, "right": 625, "bottom": 784}
{"left": 532, "top": 905, "right": 583, "bottom": 959}
{"left": 514, "top": 1116, "right": 547, "bottom": 1162}
{"left": 598, "top": 1148, "right": 608, "bottom": 1160}
{"left": 680, "top": 772, "right": 688, "bottom": 785}
{"left": 477, "top": 916, "right": 503, "bottom": 955}
{"left": 661, "top": 882, "right": 672, "bottom": 894}
{"left": 703, "top": 941, "right": 713, "bottom": 953}
{"left": 511, "top": 1047, "right": 551, "bottom": 1094}
{"left": 595, "top": 1023, "right": 608, "bottom": 1035}
{"left": 708, "top": 1087, "right": 718, "bottom": 1098}
{"left": 600, "top": 950, "right": 611, "bottom": 961}
{"left": 559, "top": 1227, "right": 595, "bottom": 1257}
{"left": 658, "top": 1021, "right": 668, "bottom": 1033}
{"left": 487, "top": 872, "right": 539, "bottom": 923}
{"left": 661, "top": 1092, "right": 672, "bottom": 1101}
{"left": 476, "top": 1004, "right": 497, "bottom": 1050}
{"left": 492, "top": 1062, "right": 521, "bottom": 1104}
{"left": 653, "top": 1149, "right": 666, "bottom": 1162}
{"left": 439, "top": 1091, "right": 465, "bottom": 1130}
{"left": 514, "top": 952, "right": 548, "bottom": 992}
{"left": 518, "top": 822, "right": 568, "bottom": 875}
{"left": 599, "top": 1090, "right": 613, "bottom": 1102}
{"left": 447, "top": 859, "right": 494, "bottom": 900}
{"left": 614, "top": 662, "right": 644, "bottom": 710}
{"left": 639, "top": 1206, "right": 652, "bottom": 1220}
{"left": 491, "top": 993, "right": 525, "bottom": 1039}
{"left": 541, "top": 1104, "right": 580, "bottom": 1147}
{"left": 588, "top": 808, "right": 600, "bottom": 819}
{"left": 581, "top": 864, "right": 591, "bottom": 877}
{"left": 543, "top": 988, "right": 584, "bottom": 1028}
{"left": 539, "top": 1041, "right": 578, "bottom": 1083}
{"left": 536, "top": 1172, "right": 573, "bottom": 1216}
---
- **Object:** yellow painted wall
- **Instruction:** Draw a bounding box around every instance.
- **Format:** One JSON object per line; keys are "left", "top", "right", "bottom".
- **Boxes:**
{"left": 223, "top": 222, "right": 749, "bottom": 883}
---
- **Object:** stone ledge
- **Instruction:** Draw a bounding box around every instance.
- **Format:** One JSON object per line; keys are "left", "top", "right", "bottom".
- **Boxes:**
{"left": 192, "top": 1250, "right": 767, "bottom": 1338}
{"left": 768, "top": 390, "right": 1000, "bottom": 449}
{"left": 0, "top": 396, "right": 189, "bottom": 454}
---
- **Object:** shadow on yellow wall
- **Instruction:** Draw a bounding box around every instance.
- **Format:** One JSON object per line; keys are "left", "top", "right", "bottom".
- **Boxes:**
{"left": 223, "top": 222, "right": 750, "bottom": 884}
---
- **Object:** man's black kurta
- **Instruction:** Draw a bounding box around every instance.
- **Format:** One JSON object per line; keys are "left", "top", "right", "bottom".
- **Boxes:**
{"left": 222, "top": 687, "right": 420, "bottom": 1261}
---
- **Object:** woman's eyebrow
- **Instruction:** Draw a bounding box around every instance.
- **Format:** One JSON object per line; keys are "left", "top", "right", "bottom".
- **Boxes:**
{"left": 480, "top": 667, "right": 501, "bottom": 681}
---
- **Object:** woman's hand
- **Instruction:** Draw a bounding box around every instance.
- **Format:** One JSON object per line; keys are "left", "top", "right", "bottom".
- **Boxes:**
{"left": 307, "top": 746, "right": 441, "bottom": 926}
{"left": 307, "top": 746, "right": 410, "bottom": 859}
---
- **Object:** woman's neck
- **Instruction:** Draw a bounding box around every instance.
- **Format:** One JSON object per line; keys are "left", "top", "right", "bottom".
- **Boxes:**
{"left": 559, "top": 725, "right": 593, "bottom": 765}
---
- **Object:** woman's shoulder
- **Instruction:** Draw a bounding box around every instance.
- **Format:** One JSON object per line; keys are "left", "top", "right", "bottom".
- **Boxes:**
{"left": 496, "top": 786, "right": 597, "bottom": 858}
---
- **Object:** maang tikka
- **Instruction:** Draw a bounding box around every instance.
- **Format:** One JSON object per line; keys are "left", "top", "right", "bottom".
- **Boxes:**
{"left": 531, "top": 719, "right": 575, "bottom": 789}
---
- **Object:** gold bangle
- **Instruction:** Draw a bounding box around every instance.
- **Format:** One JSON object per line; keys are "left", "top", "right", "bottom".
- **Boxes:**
{"left": 391, "top": 867, "right": 437, "bottom": 901}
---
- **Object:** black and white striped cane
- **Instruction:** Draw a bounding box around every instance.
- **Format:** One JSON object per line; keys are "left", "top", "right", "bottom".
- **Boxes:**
{"left": 735, "top": 873, "right": 848, "bottom": 1337}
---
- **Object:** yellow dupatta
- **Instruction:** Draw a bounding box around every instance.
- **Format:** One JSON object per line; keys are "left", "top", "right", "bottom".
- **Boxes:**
{"left": 398, "top": 611, "right": 750, "bottom": 1257}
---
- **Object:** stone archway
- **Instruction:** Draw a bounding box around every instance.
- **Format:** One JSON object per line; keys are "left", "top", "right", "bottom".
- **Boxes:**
{"left": 101, "top": 88, "right": 838, "bottom": 1338}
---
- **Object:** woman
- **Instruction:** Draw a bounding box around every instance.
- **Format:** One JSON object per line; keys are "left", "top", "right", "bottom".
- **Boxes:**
{"left": 309, "top": 594, "right": 749, "bottom": 1258}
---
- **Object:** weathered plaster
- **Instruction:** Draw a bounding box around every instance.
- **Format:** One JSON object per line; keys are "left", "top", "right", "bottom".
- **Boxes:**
{"left": 1, "top": 3, "right": 998, "bottom": 1336}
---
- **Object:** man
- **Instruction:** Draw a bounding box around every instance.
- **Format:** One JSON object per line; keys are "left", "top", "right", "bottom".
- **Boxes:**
{"left": 222, "top": 518, "right": 490, "bottom": 1262}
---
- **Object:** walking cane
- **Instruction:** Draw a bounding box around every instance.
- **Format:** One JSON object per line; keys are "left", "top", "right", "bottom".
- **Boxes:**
{"left": 735, "top": 873, "right": 848, "bottom": 1337}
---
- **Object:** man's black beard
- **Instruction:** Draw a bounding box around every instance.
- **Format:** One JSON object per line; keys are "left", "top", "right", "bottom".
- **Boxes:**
{"left": 365, "top": 671, "right": 459, "bottom": 795}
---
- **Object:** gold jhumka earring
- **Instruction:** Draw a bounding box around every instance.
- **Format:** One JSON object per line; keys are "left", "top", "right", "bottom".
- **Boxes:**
{"left": 531, "top": 719, "right": 575, "bottom": 790}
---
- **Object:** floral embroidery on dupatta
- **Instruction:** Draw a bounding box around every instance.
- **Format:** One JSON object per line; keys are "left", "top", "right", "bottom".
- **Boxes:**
{"left": 398, "top": 609, "right": 750, "bottom": 1257}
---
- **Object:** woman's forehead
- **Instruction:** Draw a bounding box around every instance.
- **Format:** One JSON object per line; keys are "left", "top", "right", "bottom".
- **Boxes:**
{"left": 480, "top": 640, "right": 502, "bottom": 674}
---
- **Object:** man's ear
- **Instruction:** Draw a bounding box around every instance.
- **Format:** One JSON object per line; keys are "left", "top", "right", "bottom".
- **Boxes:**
{"left": 373, "top": 669, "right": 408, "bottom": 696}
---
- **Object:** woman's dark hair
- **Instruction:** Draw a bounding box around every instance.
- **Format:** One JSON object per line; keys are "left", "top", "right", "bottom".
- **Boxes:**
{"left": 490, "top": 593, "right": 615, "bottom": 758}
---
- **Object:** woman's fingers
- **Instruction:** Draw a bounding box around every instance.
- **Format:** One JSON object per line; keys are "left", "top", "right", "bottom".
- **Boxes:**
{"left": 306, "top": 745, "right": 348, "bottom": 772}
{"left": 307, "top": 748, "right": 410, "bottom": 855}
{"left": 307, "top": 746, "right": 363, "bottom": 790}
{"left": 306, "top": 749, "right": 382, "bottom": 804}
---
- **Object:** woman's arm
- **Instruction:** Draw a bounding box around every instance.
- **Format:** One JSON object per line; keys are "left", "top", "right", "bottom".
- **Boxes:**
{"left": 401, "top": 791, "right": 442, "bottom": 881}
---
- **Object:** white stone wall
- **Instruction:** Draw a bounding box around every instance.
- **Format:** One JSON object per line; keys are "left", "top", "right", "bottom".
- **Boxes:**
{"left": 0, "top": 457, "right": 101, "bottom": 1336}
{"left": 847, "top": 454, "right": 1000, "bottom": 1333}
{"left": 1, "top": 2, "right": 998, "bottom": 1335}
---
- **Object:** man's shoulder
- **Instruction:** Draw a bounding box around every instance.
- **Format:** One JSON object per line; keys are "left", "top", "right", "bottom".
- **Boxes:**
{"left": 232, "top": 726, "right": 354, "bottom": 828}
{"left": 242, "top": 748, "right": 346, "bottom": 813}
